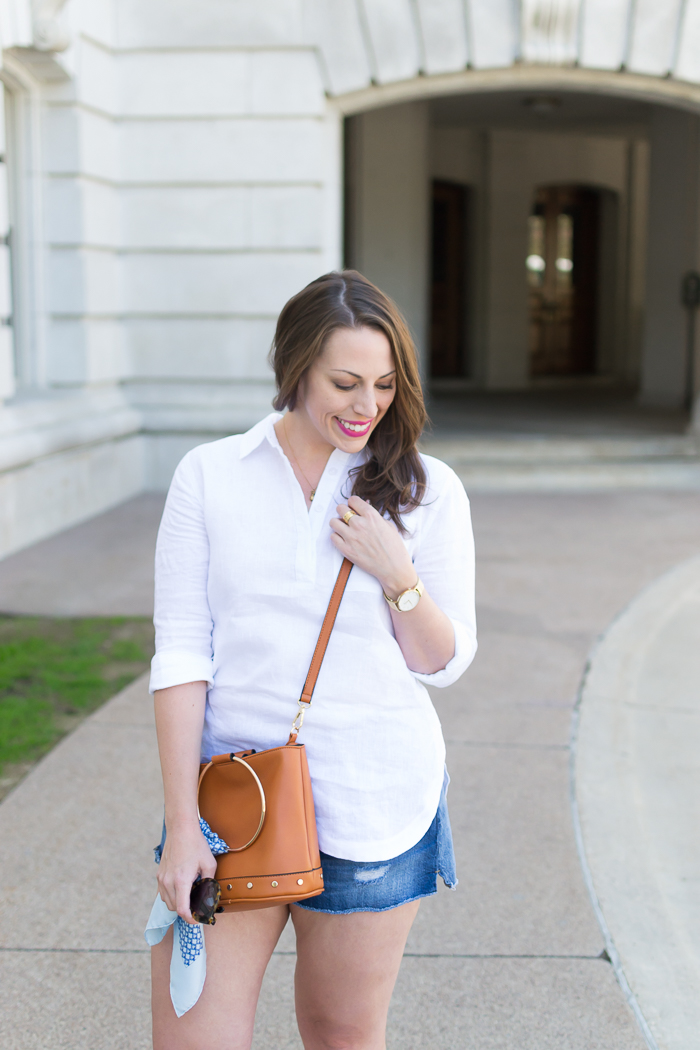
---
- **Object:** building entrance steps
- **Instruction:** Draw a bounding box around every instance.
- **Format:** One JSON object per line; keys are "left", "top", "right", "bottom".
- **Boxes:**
{"left": 420, "top": 390, "right": 700, "bottom": 491}
{"left": 421, "top": 434, "right": 700, "bottom": 491}
{"left": 1, "top": 491, "right": 700, "bottom": 1047}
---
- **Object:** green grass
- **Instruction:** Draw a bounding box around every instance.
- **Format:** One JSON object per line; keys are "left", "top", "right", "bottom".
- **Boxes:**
{"left": 0, "top": 617, "right": 155, "bottom": 785}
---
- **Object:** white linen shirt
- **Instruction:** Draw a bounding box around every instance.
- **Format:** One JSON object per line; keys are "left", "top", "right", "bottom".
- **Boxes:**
{"left": 150, "top": 413, "right": 477, "bottom": 861}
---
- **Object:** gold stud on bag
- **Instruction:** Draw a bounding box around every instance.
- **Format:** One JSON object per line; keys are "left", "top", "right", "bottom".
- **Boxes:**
{"left": 197, "top": 558, "right": 353, "bottom": 911}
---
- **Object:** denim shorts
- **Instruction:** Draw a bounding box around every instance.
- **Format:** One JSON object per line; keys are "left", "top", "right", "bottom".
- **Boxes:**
{"left": 296, "top": 770, "right": 457, "bottom": 915}
{"left": 155, "top": 771, "right": 457, "bottom": 916}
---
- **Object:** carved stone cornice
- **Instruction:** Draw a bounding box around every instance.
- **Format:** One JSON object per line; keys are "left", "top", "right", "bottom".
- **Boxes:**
{"left": 521, "top": 0, "right": 581, "bottom": 65}
{"left": 32, "top": 0, "right": 70, "bottom": 52}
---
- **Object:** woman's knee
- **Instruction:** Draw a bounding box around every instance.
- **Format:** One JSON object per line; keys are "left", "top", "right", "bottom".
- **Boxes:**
{"left": 297, "top": 1012, "right": 381, "bottom": 1050}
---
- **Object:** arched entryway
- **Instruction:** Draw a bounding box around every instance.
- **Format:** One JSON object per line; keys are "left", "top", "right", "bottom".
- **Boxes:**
{"left": 339, "top": 69, "right": 700, "bottom": 424}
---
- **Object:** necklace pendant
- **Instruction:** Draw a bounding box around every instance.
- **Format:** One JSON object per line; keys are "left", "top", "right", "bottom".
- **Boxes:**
{"left": 310, "top": 490, "right": 315, "bottom": 501}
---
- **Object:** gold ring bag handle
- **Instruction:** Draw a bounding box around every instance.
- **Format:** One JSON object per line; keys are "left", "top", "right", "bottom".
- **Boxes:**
{"left": 197, "top": 754, "right": 266, "bottom": 852}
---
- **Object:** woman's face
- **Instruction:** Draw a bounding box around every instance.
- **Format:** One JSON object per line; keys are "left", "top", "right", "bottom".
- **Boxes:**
{"left": 295, "top": 325, "right": 397, "bottom": 452}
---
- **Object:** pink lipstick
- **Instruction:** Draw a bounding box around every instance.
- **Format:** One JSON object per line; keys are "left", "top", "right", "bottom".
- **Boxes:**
{"left": 335, "top": 417, "right": 373, "bottom": 438}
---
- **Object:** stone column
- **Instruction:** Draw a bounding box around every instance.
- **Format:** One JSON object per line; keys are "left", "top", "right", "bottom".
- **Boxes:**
{"left": 484, "top": 131, "right": 531, "bottom": 389}
{"left": 640, "top": 107, "right": 700, "bottom": 407}
{"left": 345, "top": 102, "right": 430, "bottom": 377}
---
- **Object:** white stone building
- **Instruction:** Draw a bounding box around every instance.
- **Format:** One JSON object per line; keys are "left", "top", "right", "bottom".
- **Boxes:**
{"left": 2, "top": 0, "right": 700, "bottom": 557}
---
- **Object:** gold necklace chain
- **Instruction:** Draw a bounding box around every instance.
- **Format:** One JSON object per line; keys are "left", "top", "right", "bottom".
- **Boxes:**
{"left": 283, "top": 415, "right": 318, "bottom": 502}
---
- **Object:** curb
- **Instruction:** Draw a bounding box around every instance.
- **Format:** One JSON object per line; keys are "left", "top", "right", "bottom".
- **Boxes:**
{"left": 570, "top": 555, "right": 700, "bottom": 1050}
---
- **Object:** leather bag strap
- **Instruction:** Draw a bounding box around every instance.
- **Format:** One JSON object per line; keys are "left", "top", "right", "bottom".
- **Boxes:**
{"left": 300, "top": 557, "right": 353, "bottom": 705}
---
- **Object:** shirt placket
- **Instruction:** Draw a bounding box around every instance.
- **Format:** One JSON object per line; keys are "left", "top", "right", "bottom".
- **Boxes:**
{"left": 265, "top": 438, "right": 313, "bottom": 584}
{"left": 269, "top": 433, "right": 351, "bottom": 586}
{"left": 308, "top": 449, "right": 353, "bottom": 580}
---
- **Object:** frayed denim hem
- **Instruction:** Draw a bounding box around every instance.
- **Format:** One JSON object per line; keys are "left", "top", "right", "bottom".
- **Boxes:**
{"left": 441, "top": 870, "right": 459, "bottom": 891}
{"left": 293, "top": 885, "right": 439, "bottom": 915}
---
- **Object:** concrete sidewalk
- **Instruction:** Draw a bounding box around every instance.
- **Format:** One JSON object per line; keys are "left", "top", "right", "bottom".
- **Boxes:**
{"left": 1, "top": 490, "right": 700, "bottom": 1047}
{"left": 0, "top": 494, "right": 164, "bottom": 617}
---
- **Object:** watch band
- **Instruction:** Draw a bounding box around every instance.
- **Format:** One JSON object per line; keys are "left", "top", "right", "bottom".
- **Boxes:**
{"left": 383, "top": 577, "right": 423, "bottom": 611}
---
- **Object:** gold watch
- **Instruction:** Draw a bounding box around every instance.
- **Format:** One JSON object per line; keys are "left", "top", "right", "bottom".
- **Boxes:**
{"left": 383, "top": 577, "right": 424, "bottom": 612}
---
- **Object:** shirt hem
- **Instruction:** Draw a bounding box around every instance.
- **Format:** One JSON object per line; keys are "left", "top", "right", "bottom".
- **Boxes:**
{"left": 315, "top": 776, "right": 444, "bottom": 863}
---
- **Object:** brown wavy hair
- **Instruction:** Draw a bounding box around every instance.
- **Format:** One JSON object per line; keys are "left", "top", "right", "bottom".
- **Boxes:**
{"left": 269, "top": 270, "right": 427, "bottom": 531}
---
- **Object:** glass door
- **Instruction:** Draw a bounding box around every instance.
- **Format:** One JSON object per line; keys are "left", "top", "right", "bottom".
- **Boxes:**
{"left": 527, "top": 185, "right": 600, "bottom": 376}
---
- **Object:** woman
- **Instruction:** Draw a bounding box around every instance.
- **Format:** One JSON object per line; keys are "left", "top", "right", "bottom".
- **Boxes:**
{"left": 150, "top": 270, "right": 477, "bottom": 1050}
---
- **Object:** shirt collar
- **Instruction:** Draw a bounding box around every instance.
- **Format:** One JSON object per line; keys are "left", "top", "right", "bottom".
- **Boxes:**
{"left": 238, "top": 411, "right": 363, "bottom": 477}
{"left": 239, "top": 413, "right": 282, "bottom": 459}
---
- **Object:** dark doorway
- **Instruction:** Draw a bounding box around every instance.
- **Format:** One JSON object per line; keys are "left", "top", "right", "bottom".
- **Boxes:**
{"left": 527, "top": 185, "right": 600, "bottom": 376}
{"left": 430, "top": 180, "right": 468, "bottom": 377}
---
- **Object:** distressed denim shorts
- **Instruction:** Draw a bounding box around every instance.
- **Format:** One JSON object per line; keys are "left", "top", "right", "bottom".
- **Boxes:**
{"left": 155, "top": 771, "right": 457, "bottom": 916}
{"left": 295, "top": 770, "right": 457, "bottom": 915}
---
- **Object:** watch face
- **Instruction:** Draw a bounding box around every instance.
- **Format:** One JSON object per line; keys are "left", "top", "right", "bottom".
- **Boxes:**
{"left": 397, "top": 589, "right": 420, "bottom": 612}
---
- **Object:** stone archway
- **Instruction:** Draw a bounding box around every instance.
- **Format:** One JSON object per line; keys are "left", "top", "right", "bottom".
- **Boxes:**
{"left": 308, "top": 0, "right": 700, "bottom": 105}
{"left": 333, "top": 63, "right": 700, "bottom": 412}
{"left": 304, "top": 1, "right": 700, "bottom": 412}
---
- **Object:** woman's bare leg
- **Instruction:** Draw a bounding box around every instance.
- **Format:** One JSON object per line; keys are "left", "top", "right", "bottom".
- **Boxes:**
{"left": 291, "top": 901, "right": 420, "bottom": 1050}
{"left": 152, "top": 905, "right": 289, "bottom": 1050}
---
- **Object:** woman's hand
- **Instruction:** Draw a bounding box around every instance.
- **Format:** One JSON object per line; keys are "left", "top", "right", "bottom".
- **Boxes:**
{"left": 330, "top": 495, "right": 416, "bottom": 598}
{"left": 157, "top": 821, "right": 218, "bottom": 923}
{"left": 330, "top": 496, "right": 456, "bottom": 675}
{"left": 153, "top": 681, "right": 211, "bottom": 923}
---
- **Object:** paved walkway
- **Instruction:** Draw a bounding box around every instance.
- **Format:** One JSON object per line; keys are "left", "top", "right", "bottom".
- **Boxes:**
{"left": 423, "top": 389, "right": 700, "bottom": 492}
{"left": 1, "top": 489, "right": 700, "bottom": 1048}
{"left": 427, "top": 388, "right": 689, "bottom": 437}
{"left": 0, "top": 494, "right": 163, "bottom": 616}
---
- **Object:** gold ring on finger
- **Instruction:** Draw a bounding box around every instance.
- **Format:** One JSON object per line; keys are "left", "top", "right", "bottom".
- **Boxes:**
{"left": 342, "top": 510, "right": 357, "bottom": 525}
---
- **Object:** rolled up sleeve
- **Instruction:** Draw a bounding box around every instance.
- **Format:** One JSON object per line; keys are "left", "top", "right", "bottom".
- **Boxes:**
{"left": 149, "top": 449, "right": 215, "bottom": 694}
{"left": 409, "top": 466, "right": 477, "bottom": 688}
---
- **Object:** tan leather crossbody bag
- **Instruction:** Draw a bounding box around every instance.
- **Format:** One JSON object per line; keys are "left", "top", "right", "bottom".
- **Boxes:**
{"left": 197, "top": 557, "right": 352, "bottom": 912}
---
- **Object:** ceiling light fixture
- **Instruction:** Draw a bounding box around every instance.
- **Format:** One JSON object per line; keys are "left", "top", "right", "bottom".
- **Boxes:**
{"left": 523, "top": 96, "right": 562, "bottom": 114}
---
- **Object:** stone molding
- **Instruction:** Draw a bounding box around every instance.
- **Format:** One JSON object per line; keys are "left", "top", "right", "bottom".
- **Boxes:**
{"left": 0, "top": 390, "right": 141, "bottom": 476}
{"left": 330, "top": 63, "right": 700, "bottom": 116}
